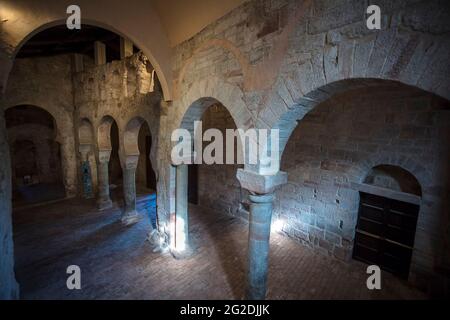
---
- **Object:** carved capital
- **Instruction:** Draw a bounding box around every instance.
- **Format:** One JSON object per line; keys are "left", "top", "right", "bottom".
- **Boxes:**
{"left": 236, "top": 169, "right": 287, "bottom": 194}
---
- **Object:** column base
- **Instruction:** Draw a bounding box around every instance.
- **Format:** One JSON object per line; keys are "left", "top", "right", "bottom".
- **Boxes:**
{"left": 147, "top": 229, "right": 170, "bottom": 253}
{"left": 97, "top": 198, "right": 113, "bottom": 211}
{"left": 121, "top": 211, "right": 141, "bottom": 225}
{"left": 170, "top": 245, "right": 195, "bottom": 260}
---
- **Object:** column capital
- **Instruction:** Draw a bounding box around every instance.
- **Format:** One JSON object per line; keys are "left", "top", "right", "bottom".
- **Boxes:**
{"left": 98, "top": 149, "right": 112, "bottom": 163}
{"left": 121, "top": 154, "right": 139, "bottom": 170}
{"left": 79, "top": 144, "right": 92, "bottom": 161}
{"left": 237, "top": 169, "right": 287, "bottom": 194}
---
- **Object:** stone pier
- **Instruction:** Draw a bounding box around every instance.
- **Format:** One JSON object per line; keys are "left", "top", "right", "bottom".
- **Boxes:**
{"left": 97, "top": 150, "right": 113, "bottom": 210}
{"left": 237, "top": 169, "right": 287, "bottom": 300}
{"left": 121, "top": 155, "right": 140, "bottom": 225}
{"left": 174, "top": 164, "right": 189, "bottom": 254}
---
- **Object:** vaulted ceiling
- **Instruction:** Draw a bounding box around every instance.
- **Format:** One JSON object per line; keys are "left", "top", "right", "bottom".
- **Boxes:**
{"left": 0, "top": 0, "right": 248, "bottom": 100}
{"left": 151, "top": 0, "right": 247, "bottom": 46}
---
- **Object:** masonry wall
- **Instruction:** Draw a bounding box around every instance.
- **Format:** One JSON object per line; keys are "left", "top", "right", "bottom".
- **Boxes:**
{"left": 5, "top": 106, "right": 63, "bottom": 190}
{"left": 8, "top": 126, "right": 63, "bottom": 187}
{"left": 275, "top": 85, "right": 450, "bottom": 286}
{"left": 161, "top": 0, "right": 450, "bottom": 222}
{"left": 73, "top": 52, "right": 161, "bottom": 191}
{"left": 155, "top": 0, "right": 450, "bottom": 290}
{"left": 3, "top": 55, "right": 78, "bottom": 197}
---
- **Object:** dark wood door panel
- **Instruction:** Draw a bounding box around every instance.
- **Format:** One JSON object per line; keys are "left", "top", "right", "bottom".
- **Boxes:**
{"left": 353, "top": 192, "right": 419, "bottom": 279}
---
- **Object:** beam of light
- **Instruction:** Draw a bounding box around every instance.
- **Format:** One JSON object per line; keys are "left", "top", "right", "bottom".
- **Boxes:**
{"left": 170, "top": 216, "right": 187, "bottom": 253}
{"left": 272, "top": 218, "right": 284, "bottom": 233}
{"left": 174, "top": 216, "right": 186, "bottom": 252}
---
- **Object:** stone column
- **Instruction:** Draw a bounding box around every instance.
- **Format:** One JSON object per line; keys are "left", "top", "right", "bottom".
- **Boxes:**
{"left": 174, "top": 164, "right": 189, "bottom": 253}
{"left": 237, "top": 169, "right": 287, "bottom": 300}
{"left": 79, "top": 144, "right": 94, "bottom": 199}
{"left": 121, "top": 155, "right": 140, "bottom": 225}
{"left": 247, "top": 193, "right": 274, "bottom": 299}
{"left": 97, "top": 150, "right": 113, "bottom": 210}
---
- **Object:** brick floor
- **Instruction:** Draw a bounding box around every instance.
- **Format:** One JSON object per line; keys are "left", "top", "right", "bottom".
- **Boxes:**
{"left": 13, "top": 194, "right": 426, "bottom": 299}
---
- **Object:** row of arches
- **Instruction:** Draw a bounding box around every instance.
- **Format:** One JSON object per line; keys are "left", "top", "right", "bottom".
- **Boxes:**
{"left": 171, "top": 78, "right": 450, "bottom": 297}
{"left": 77, "top": 115, "right": 157, "bottom": 223}
{"left": 0, "top": 0, "right": 449, "bottom": 299}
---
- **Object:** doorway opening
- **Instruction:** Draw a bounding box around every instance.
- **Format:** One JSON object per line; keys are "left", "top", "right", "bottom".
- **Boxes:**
{"left": 6, "top": 105, "right": 65, "bottom": 206}
{"left": 353, "top": 165, "right": 422, "bottom": 279}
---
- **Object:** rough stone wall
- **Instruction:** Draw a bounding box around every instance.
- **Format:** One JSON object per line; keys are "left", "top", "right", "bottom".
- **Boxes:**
{"left": 3, "top": 55, "right": 78, "bottom": 197}
{"left": 7, "top": 125, "right": 63, "bottom": 188}
{"left": 197, "top": 104, "right": 244, "bottom": 216}
{"left": 73, "top": 52, "right": 161, "bottom": 184}
{"left": 160, "top": 0, "right": 450, "bottom": 221}
{"left": 5, "top": 106, "right": 63, "bottom": 189}
{"left": 155, "top": 0, "right": 450, "bottom": 287}
{"left": 275, "top": 85, "right": 450, "bottom": 285}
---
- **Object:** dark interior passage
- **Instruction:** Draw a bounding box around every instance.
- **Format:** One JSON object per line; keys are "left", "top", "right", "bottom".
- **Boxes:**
{"left": 5, "top": 105, "right": 65, "bottom": 206}
{"left": 136, "top": 121, "right": 156, "bottom": 192}
{"left": 108, "top": 121, "right": 122, "bottom": 200}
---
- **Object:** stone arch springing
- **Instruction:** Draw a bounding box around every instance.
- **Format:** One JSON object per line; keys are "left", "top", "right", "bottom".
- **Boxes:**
{"left": 78, "top": 118, "right": 95, "bottom": 146}
{"left": 177, "top": 77, "right": 252, "bottom": 132}
{"left": 262, "top": 19, "right": 450, "bottom": 138}
{"left": 274, "top": 79, "right": 426, "bottom": 159}
{"left": 97, "top": 116, "right": 117, "bottom": 152}
{"left": 124, "top": 116, "right": 148, "bottom": 156}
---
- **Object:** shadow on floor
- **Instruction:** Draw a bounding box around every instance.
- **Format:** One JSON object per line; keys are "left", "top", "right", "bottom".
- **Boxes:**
{"left": 189, "top": 204, "right": 247, "bottom": 299}
{"left": 13, "top": 183, "right": 66, "bottom": 207}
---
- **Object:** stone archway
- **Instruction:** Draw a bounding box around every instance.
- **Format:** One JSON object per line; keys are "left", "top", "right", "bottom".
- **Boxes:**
{"left": 276, "top": 80, "right": 450, "bottom": 291}
{"left": 119, "top": 116, "right": 156, "bottom": 225}
{"left": 4, "top": 102, "right": 77, "bottom": 198}
{"left": 170, "top": 89, "right": 250, "bottom": 252}
{"left": 175, "top": 76, "right": 252, "bottom": 133}
{"left": 5, "top": 105, "right": 67, "bottom": 205}
{"left": 0, "top": 0, "right": 173, "bottom": 101}
{"left": 96, "top": 115, "right": 119, "bottom": 210}
{"left": 78, "top": 118, "right": 95, "bottom": 199}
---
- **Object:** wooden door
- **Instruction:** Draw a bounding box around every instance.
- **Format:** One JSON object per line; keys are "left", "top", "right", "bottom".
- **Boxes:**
{"left": 353, "top": 192, "right": 419, "bottom": 279}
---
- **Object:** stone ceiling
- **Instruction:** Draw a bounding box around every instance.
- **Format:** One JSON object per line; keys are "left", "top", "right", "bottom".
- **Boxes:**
{"left": 151, "top": 0, "right": 247, "bottom": 46}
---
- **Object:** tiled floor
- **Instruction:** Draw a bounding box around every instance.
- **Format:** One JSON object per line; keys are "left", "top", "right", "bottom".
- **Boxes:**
{"left": 13, "top": 195, "right": 426, "bottom": 299}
